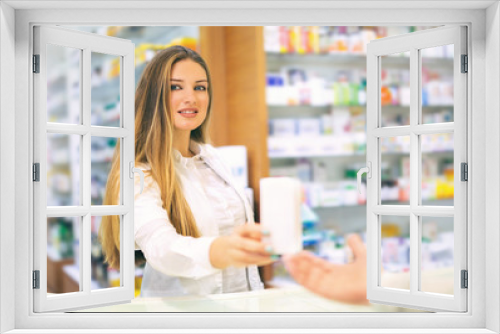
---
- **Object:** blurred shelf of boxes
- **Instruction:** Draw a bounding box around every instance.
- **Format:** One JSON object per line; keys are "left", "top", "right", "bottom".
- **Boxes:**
{"left": 263, "top": 26, "right": 455, "bottom": 289}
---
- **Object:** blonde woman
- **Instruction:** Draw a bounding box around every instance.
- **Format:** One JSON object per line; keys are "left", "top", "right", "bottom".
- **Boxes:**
{"left": 100, "top": 46, "right": 275, "bottom": 297}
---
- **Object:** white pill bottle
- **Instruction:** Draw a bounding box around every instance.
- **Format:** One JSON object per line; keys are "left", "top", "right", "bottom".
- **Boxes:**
{"left": 260, "top": 177, "right": 303, "bottom": 255}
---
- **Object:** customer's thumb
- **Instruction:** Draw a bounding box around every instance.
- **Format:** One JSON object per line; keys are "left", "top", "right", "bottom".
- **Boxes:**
{"left": 346, "top": 233, "right": 366, "bottom": 259}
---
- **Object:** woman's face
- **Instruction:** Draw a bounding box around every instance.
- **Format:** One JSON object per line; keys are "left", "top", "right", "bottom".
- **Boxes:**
{"left": 169, "top": 59, "right": 209, "bottom": 134}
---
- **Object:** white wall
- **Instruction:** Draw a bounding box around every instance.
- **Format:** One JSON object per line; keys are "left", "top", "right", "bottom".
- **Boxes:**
{"left": 485, "top": 2, "right": 500, "bottom": 333}
{"left": 0, "top": 2, "right": 16, "bottom": 334}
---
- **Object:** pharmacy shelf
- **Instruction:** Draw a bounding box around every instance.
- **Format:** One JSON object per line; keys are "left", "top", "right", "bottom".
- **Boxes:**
{"left": 65, "top": 26, "right": 198, "bottom": 51}
{"left": 263, "top": 27, "right": 456, "bottom": 285}
{"left": 267, "top": 105, "right": 332, "bottom": 118}
{"left": 269, "top": 150, "right": 366, "bottom": 159}
{"left": 268, "top": 149, "right": 452, "bottom": 159}
{"left": 269, "top": 134, "right": 453, "bottom": 159}
{"left": 47, "top": 244, "right": 66, "bottom": 262}
{"left": 383, "top": 105, "right": 454, "bottom": 111}
{"left": 91, "top": 62, "right": 147, "bottom": 100}
{"left": 112, "top": 26, "right": 198, "bottom": 47}
{"left": 268, "top": 135, "right": 366, "bottom": 159}
{"left": 266, "top": 52, "right": 453, "bottom": 71}
{"left": 268, "top": 104, "right": 453, "bottom": 112}
{"left": 311, "top": 198, "right": 454, "bottom": 210}
{"left": 47, "top": 61, "right": 146, "bottom": 111}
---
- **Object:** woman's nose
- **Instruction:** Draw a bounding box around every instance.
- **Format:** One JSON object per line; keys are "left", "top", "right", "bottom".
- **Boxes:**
{"left": 182, "top": 89, "right": 197, "bottom": 104}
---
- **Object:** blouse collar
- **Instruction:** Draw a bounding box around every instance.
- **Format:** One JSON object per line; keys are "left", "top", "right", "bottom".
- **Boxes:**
{"left": 173, "top": 141, "right": 208, "bottom": 168}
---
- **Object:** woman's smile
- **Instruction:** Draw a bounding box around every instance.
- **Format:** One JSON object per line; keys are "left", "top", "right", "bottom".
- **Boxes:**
{"left": 178, "top": 107, "right": 199, "bottom": 118}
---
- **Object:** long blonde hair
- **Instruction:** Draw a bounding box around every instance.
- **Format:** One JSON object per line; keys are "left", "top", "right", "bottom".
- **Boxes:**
{"left": 99, "top": 45, "right": 213, "bottom": 269}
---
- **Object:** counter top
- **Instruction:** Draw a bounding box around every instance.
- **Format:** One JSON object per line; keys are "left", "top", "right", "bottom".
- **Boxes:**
{"left": 76, "top": 285, "right": 423, "bottom": 313}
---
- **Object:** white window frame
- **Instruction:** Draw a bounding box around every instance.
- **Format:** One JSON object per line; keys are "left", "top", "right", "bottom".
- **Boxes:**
{"left": 1, "top": 2, "right": 498, "bottom": 333}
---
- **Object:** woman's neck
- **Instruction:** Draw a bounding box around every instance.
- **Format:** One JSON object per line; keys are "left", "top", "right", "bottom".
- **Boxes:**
{"left": 172, "top": 130, "right": 193, "bottom": 157}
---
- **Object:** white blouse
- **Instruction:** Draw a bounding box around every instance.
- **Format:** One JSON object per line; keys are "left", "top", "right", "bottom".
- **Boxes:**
{"left": 133, "top": 142, "right": 264, "bottom": 297}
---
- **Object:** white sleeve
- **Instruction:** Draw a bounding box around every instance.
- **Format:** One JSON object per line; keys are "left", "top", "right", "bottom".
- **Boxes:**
{"left": 134, "top": 175, "right": 220, "bottom": 280}
{"left": 135, "top": 219, "right": 220, "bottom": 280}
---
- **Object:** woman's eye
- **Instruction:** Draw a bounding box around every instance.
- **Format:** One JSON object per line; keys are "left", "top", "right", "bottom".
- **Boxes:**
{"left": 170, "top": 85, "right": 181, "bottom": 90}
{"left": 195, "top": 86, "right": 207, "bottom": 91}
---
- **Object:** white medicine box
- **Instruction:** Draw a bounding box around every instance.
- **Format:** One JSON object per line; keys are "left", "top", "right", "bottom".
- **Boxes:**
{"left": 272, "top": 118, "right": 297, "bottom": 137}
{"left": 297, "top": 118, "right": 322, "bottom": 137}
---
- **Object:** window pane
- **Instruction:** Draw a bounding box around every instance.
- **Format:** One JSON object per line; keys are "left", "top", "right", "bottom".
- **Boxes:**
{"left": 46, "top": 44, "right": 81, "bottom": 124}
{"left": 380, "top": 51, "right": 410, "bottom": 127}
{"left": 420, "top": 216, "right": 454, "bottom": 295}
{"left": 380, "top": 136, "right": 410, "bottom": 205}
{"left": 47, "top": 217, "right": 80, "bottom": 294}
{"left": 91, "top": 216, "right": 121, "bottom": 290}
{"left": 91, "top": 137, "right": 119, "bottom": 205}
{"left": 47, "top": 133, "right": 80, "bottom": 206}
{"left": 380, "top": 215, "right": 410, "bottom": 290}
{"left": 421, "top": 45, "right": 454, "bottom": 124}
{"left": 91, "top": 52, "right": 121, "bottom": 127}
{"left": 421, "top": 133, "right": 454, "bottom": 206}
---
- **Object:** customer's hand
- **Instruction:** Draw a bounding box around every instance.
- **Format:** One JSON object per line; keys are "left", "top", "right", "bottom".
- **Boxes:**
{"left": 209, "top": 224, "right": 275, "bottom": 269}
{"left": 283, "top": 234, "right": 369, "bottom": 305}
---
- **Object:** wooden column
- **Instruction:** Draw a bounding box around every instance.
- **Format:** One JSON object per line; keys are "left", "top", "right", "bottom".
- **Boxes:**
{"left": 224, "top": 26, "right": 269, "bottom": 220}
{"left": 200, "top": 27, "right": 270, "bottom": 220}
{"left": 199, "top": 27, "right": 228, "bottom": 147}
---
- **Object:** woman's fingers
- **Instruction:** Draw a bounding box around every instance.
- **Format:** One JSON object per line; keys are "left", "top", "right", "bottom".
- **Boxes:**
{"left": 236, "top": 223, "right": 270, "bottom": 241}
{"left": 233, "top": 235, "right": 273, "bottom": 256}
{"left": 234, "top": 224, "right": 274, "bottom": 255}
{"left": 230, "top": 248, "right": 275, "bottom": 267}
{"left": 221, "top": 223, "right": 279, "bottom": 268}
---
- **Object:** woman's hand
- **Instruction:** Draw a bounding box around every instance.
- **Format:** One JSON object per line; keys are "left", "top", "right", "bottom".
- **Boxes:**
{"left": 283, "top": 234, "right": 369, "bottom": 305}
{"left": 209, "top": 224, "right": 275, "bottom": 269}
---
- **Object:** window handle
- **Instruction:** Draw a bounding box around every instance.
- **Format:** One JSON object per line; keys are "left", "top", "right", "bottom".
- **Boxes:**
{"left": 357, "top": 162, "right": 371, "bottom": 194}
{"left": 129, "top": 161, "right": 144, "bottom": 194}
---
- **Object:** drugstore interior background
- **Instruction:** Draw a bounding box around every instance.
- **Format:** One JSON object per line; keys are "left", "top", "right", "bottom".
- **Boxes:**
{"left": 45, "top": 26, "right": 455, "bottom": 303}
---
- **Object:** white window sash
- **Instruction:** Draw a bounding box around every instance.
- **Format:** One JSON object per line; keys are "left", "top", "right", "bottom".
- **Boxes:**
{"left": 32, "top": 25, "right": 136, "bottom": 312}
{"left": 366, "top": 25, "right": 467, "bottom": 312}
